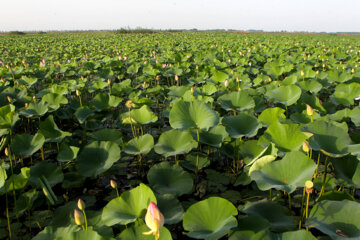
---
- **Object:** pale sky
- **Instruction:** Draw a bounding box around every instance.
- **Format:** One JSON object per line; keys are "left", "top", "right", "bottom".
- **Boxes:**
{"left": 1, "top": 0, "right": 359, "bottom": 32}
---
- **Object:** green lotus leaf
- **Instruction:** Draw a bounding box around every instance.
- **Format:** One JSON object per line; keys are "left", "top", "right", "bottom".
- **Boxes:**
{"left": 123, "top": 134, "right": 154, "bottom": 155}
{"left": 307, "top": 200, "right": 360, "bottom": 239}
{"left": 154, "top": 129, "right": 198, "bottom": 157}
{"left": 76, "top": 141, "right": 120, "bottom": 177}
{"left": 147, "top": 161, "right": 193, "bottom": 197}
{"left": 0, "top": 104, "right": 17, "bottom": 129}
{"left": 258, "top": 107, "right": 286, "bottom": 127}
{"left": 331, "top": 155, "right": 360, "bottom": 187}
{"left": 117, "top": 220, "right": 172, "bottom": 240}
{"left": 156, "top": 193, "right": 184, "bottom": 225}
{"left": 74, "top": 106, "right": 95, "bottom": 124}
{"left": 89, "top": 128, "right": 123, "bottom": 146}
{"left": 222, "top": 113, "right": 261, "bottom": 138}
{"left": 101, "top": 183, "right": 156, "bottom": 226}
{"left": 57, "top": 143, "right": 80, "bottom": 162}
{"left": 301, "top": 120, "right": 352, "bottom": 157}
{"left": 211, "top": 71, "right": 229, "bottom": 83}
{"left": 217, "top": 91, "right": 255, "bottom": 111}
{"left": 90, "top": 93, "right": 122, "bottom": 111}
{"left": 241, "top": 199, "right": 297, "bottom": 232}
{"left": 0, "top": 166, "right": 6, "bottom": 188}
{"left": 331, "top": 82, "right": 360, "bottom": 106}
{"left": 327, "top": 70, "right": 352, "bottom": 83}
{"left": 198, "top": 124, "right": 228, "bottom": 148}
{"left": 38, "top": 115, "right": 71, "bottom": 143}
{"left": 41, "top": 93, "right": 68, "bottom": 111}
{"left": 317, "top": 190, "right": 355, "bottom": 202}
{"left": 250, "top": 230, "right": 317, "bottom": 240}
{"left": 122, "top": 105, "right": 158, "bottom": 125}
{"left": 182, "top": 153, "right": 210, "bottom": 171}
{"left": 20, "top": 102, "right": 49, "bottom": 118}
{"left": 54, "top": 229, "right": 115, "bottom": 240}
{"left": 266, "top": 85, "right": 301, "bottom": 106}
{"left": 29, "top": 161, "right": 64, "bottom": 188}
{"left": 10, "top": 133, "right": 45, "bottom": 158}
{"left": 18, "top": 76, "right": 38, "bottom": 86}
{"left": 0, "top": 167, "right": 30, "bottom": 193}
{"left": 248, "top": 155, "right": 276, "bottom": 176}
{"left": 263, "top": 122, "right": 307, "bottom": 152}
{"left": 350, "top": 107, "right": 360, "bottom": 127}
{"left": 297, "top": 79, "right": 323, "bottom": 93}
{"left": 229, "top": 215, "right": 270, "bottom": 240}
{"left": 183, "top": 197, "right": 238, "bottom": 240}
{"left": 169, "top": 100, "right": 219, "bottom": 131}
{"left": 251, "top": 151, "right": 316, "bottom": 193}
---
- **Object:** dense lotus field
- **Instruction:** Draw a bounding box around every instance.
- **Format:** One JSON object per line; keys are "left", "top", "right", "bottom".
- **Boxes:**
{"left": 1, "top": 31, "right": 360, "bottom": 239}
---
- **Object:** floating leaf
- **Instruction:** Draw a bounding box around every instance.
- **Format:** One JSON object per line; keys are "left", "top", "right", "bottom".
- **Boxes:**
{"left": 10, "top": 133, "right": 45, "bottom": 158}
{"left": 101, "top": 183, "right": 156, "bottom": 226}
{"left": 222, "top": 113, "right": 261, "bottom": 138}
{"left": 183, "top": 197, "right": 238, "bottom": 240}
{"left": 123, "top": 134, "right": 154, "bottom": 155}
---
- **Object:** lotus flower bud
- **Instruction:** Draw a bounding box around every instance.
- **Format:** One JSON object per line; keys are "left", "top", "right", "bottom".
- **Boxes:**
{"left": 191, "top": 87, "right": 194, "bottom": 94}
{"left": 32, "top": 96, "right": 37, "bottom": 102}
{"left": 352, "top": 68, "right": 355, "bottom": 73}
{"left": 4, "top": 147, "right": 9, "bottom": 156}
{"left": 316, "top": 70, "right": 319, "bottom": 74}
{"left": 141, "top": 81, "right": 146, "bottom": 88}
{"left": 125, "top": 100, "right": 135, "bottom": 109}
{"left": 306, "top": 104, "right": 313, "bottom": 116}
{"left": 236, "top": 77, "right": 240, "bottom": 82}
{"left": 7, "top": 96, "right": 12, "bottom": 103}
{"left": 305, "top": 180, "right": 314, "bottom": 194}
{"left": 302, "top": 141, "right": 310, "bottom": 153}
{"left": 142, "top": 202, "right": 164, "bottom": 240}
{"left": 155, "top": 75, "right": 160, "bottom": 81}
{"left": 196, "top": 65, "right": 199, "bottom": 70}
{"left": 107, "top": 79, "right": 111, "bottom": 85}
{"left": 77, "top": 198, "right": 85, "bottom": 211}
{"left": 25, "top": 103, "right": 29, "bottom": 108}
{"left": 269, "top": 77, "right": 272, "bottom": 82}
{"left": 0, "top": 78, "right": 4, "bottom": 83}
{"left": 175, "top": 75, "right": 179, "bottom": 82}
{"left": 224, "top": 79, "right": 229, "bottom": 88}
{"left": 76, "top": 89, "right": 80, "bottom": 96}
{"left": 74, "top": 209, "right": 84, "bottom": 226}
{"left": 322, "top": 64, "right": 326, "bottom": 68}
{"left": 342, "top": 65, "right": 346, "bottom": 70}
{"left": 110, "top": 179, "right": 117, "bottom": 189}
{"left": 301, "top": 70, "right": 305, "bottom": 77}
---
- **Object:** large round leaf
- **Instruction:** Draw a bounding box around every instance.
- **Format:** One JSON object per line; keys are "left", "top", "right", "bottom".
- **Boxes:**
{"left": 147, "top": 162, "right": 193, "bottom": 196}
{"left": 156, "top": 193, "right": 184, "bottom": 225}
{"left": 0, "top": 166, "right": 7, "bottom": 188}
{"left": 241, "top": 200, "right": 297, "bottom": 232}
{"left": 38, "top": 115, "right": 71, "bottom": 143}
{"left": 0, "top": 104, "right": 17, "bottom": 129}
{"left": 331, "top": 82, "right": 360, "bottom": 106}
{"left": 266, "top": 85, "right": 301, "bottom": 106}
{"left": 307, "top": 200, "right": 360, "bottom": 239}
{"left": 19, "top": 102, "right": 49, "bottom": 118}
{"left": 117, "top": 220, "right": 172, "bottom": 240}
{"left": 89, "top": 128, "right": 123, "bottom": 146}
{"left": 90, "top": 93, "right": 122, "bottom": 111}
{"left": 154, "top": 129, "right": 198, "bottom": 157}
{"left": 54, "top": 229, "right": 115, "bottom": 240}
{"left": 217, "top": 91, "right": 255, "bottom": 112}
{"left": 29, "top": 161, "right": 64, "bottom": 188}
{"left": 122, "top": 105, "right": 158, "bottom": 125}
{"left": 251, "top": 151, "right": 316, "bottom": 193}
{"left": 258, "top": 107, "right": 286, "bottom": 127}
{"left": 331, "top": 155, "right": 360, "bottom": 188}
{"left": 169, "top": 100, "right": 219, "bottom": 130}
{"left": 101, "top": 183, "right": 156, "bottom": 226}
{"left": 222, "top": 113, "right": 261, "bottom": 138}
{"left": 10, "top": 133, "right": 45, "bottom": 158}
{"left": 76, "top": 141, "right": 120, "bottom": 177}
{"left": 198, "top": 125, "right": 228, "bottom": 148}
{"left": 263, "top": 122, "right": 307, "bottom": 152}
{"left": 302, "top": 120, "right": 352, "bottom": 157}
{"left": 183, "top": 197, "right": 238, "bottom": 240}
{"left": 123, "top": 134, "right": 154, "bottom": 155}
{"left": 41, "top": 93, "right": 68, "bottom": 111}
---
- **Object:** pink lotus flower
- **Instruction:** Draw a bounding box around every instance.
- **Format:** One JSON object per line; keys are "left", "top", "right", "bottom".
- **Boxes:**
{"left": 162, "top": 64, "right": 167, "bottom": 68}
{"left": 143, "top": 202, "right": 164, "bottom": 240}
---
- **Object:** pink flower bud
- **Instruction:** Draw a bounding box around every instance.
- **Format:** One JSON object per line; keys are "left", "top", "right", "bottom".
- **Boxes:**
{"left": 142, "top": 202, "right": 164, "bottom": 239}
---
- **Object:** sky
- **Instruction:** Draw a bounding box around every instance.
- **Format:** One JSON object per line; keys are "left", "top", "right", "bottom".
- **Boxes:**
{"left": 1, "top": 0, "right": 360, "bottom": 32}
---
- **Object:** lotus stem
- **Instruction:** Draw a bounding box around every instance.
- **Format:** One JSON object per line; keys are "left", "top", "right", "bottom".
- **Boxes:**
{"left": 269, "top": 189, "right": 272, "bottom": 201}
{"left": 40, "top": 147, "right": 45, "bottom": 161}
{"left": 315, "top": 153, "right": 321, "bottom": 178}
{"left": 305, "top": 192, "right": 310, "bottom": 229}
{"left": 319, "top": 156, "right": 329, "bottom": 197}
{"left": 5, "top": 191, "right": 12, "bottom": 239}
{"left": 7, "top": 152, "right": 18, "bottom": 221}
{"left": 175, "top": 155, "right": 178, "bottom": 165}
{"left": 288, "top": 192, "right": 292, "bottom": 209}
{"left": 82, "top": 210, "right": 88, "bottom": 230}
